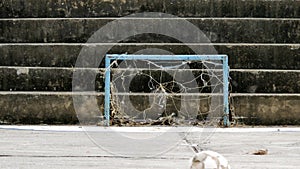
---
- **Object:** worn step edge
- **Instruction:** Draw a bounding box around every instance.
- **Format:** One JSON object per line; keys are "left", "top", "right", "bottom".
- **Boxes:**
{"left": 0, "top": 91, "right": 300, "bottom": 96}
{"left": 1, "top": 43, "right": 300, "bottom": 45}
{"left": 1, "top": 66, "right": 300, "bottom": 72}
{"left": 1, "top": 17, "right": 300, "bottom": 21}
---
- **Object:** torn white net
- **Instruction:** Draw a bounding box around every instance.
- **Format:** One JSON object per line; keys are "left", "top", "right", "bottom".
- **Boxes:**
{"left": 106, "top": 58, "right": 225, "bottom": 127}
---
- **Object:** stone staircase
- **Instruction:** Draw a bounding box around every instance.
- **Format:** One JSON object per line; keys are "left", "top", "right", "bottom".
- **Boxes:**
{"left": 0, "top": 0, "right": 299, "bottom": 125}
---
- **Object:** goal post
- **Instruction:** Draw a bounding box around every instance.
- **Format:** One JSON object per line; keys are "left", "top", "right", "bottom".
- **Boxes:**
{"left": 104, "top": 54, "right": 230, "bottom": 127}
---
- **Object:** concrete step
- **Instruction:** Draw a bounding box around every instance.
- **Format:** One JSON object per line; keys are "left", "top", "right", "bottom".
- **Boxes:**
{"left": 0, "top": 92, "right": 79, "bottom": 124}
{"left": 0, "top": 44, "right": 299, "bottom": 69}
{"left": 0, "top": 18, "right": 299, "bottom": 43}
{"left": 0, "top": 0, "right": 299, "bottom": 126}
{"left": 0, "top": 92, "right": 299, "bottom": 125}
{"left": 0, "top": 67, "right": 299, "bottom": 93}
{"left": 231, "top": 70, "right": 300, "bottom": 93}
{"left": 233, "top": 93, "right": 300, "bottom": 125}
{"left": 0, "top": 0, "right": 299, "bottom": 18}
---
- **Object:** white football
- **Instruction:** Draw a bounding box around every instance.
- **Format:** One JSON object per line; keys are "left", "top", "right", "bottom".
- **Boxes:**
{"left": 189, "top": 150, "right": 231, "bottom": 169}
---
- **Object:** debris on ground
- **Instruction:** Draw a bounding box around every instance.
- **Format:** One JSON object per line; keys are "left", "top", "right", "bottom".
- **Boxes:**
{"left": 252, "top": 149, "right": 268, "bottom": 155}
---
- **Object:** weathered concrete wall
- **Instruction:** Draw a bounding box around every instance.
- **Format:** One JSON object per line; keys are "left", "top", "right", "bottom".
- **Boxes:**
{"left": 231, "top": 70, "right": 300, "bottom": 93}
{"left": 0, "top": 0, "right": 299, "bottom": 125}
{"left": 0, "top": 0, "right": 299, "bottom": 18}
{"left": 0, "top": 44, "right": 299, "bottom": 69}
{"left": 0, "top": 93, "right": 299, "bottom": 125}
{"left": 0, "top": 19, "right": 299, "bottom": 43}
{"left": 0, "top": 92, "right": 78, "bottom": 124}
{"left": 0, "top": 67, "right": 299, "bottom": 93}
{"left": 233, "top": 94, "right": 300, "bottom": 125}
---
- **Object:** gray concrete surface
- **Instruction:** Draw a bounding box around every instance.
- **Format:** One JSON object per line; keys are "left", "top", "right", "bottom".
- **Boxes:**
{"left": 1, "top": 0, "right": 298, "bottom": 18}
{"left": 0, "top": 126, "right": 299, "bottom": 169}
{"left": 1, "top": 67, "right": 300, "bottom": 93}
{"left": 1, "top": 44, "right": 299, "bottom": 69}
{"left": 1, "top": 18, "right": 299, "bottom": 43}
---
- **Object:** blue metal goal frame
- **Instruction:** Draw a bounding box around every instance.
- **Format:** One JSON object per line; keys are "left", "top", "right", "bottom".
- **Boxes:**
{"left": 104, "top": 54, "right": 230, "bottom": 127}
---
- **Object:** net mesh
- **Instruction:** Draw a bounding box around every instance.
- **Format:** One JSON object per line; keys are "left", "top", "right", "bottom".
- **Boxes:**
{"left": 106, "top": 58, "right": 225, "bottom": 127}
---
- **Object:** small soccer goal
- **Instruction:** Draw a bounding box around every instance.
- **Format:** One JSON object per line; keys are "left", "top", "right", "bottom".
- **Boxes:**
{"left": 103, "top": 54, "right": 230, "bottom": 127}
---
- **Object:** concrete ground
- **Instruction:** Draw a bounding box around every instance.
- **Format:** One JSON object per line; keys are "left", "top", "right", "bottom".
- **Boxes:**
{"left": 0, "top": 126, "right": 299, "bottom": 169}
